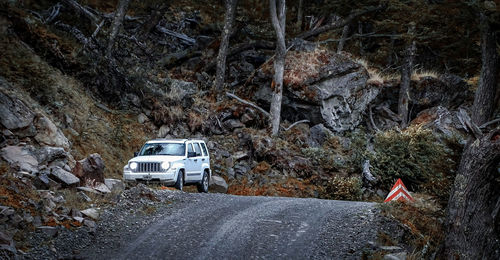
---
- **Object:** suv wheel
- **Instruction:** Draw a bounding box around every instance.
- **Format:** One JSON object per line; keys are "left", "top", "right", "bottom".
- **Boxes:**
{"left": 175, "top": 171, "right": 184, "bottom": 191}
{"left": 197, "top": 171, "right": 209, "bottom": 193}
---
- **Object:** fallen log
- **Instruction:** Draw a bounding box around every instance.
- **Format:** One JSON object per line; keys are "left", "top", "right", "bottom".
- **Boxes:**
{"left": 156, "top": 25, "right": 196, "bottom": 45}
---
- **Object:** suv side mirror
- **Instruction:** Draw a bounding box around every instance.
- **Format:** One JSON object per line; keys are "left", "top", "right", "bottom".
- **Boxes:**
{"left": 188, "top": 151, "right": 196, "bottom": 158}
{"left": 134, "top": 151, "right": 139, "bottom": 157}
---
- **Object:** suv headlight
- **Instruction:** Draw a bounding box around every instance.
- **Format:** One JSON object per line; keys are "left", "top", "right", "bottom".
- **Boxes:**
{"left": 129, "top": 162, "right": 138, "bottom": 170}
{"left": 161, "top": 161, "right": 170, "bottom": 170}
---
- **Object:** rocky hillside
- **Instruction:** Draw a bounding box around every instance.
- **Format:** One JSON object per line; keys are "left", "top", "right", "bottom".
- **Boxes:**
{"left": 0, "top": 0, "right": 494, "bottom": 258}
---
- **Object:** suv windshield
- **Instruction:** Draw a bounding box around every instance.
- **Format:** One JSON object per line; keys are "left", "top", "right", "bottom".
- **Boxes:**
{"left": 139, "top": 143, "right": 185, "bottom": 156}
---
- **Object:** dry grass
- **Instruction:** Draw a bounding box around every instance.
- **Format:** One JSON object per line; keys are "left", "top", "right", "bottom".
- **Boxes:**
{"left": 380, "top": 194, "right": 445, "bottom": 257}
{"left": 187, "top": 111, "right": 203, "bottom": 132}
{"left": 354, "top": 58, "right": 398, "bottom": 85}
{"left": 411, "top": 70, "right": 440, "bottom": 81}
{"left": 227, "top": 177, "right": 316, "bottom": 197}
{"left": 261, "top": 48, "right": 331, "bottom": 87}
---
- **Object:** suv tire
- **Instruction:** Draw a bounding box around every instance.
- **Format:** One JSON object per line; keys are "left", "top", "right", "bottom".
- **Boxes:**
{"left": 175, "top": 171, "right": 184, "bottom": 191}
{"left": 197, "top": 171, "right": 209, "bottom": 193}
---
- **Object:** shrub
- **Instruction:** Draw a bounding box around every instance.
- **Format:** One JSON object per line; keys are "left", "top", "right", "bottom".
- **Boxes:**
{"left": 368, "top": 127, "right": 458, "bottom": 203}
{"left": 321, "top": 175, "right": 362, "bottom": 201}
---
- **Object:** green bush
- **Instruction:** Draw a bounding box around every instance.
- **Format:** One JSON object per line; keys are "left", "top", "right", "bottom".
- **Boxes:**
{"left": 368, "top": 127, "right": 459, "bottom": 202}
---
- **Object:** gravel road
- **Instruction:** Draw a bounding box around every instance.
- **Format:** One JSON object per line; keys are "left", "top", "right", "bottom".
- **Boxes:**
{"left": 23, "top": 187, "right": 379, "bottom": 259}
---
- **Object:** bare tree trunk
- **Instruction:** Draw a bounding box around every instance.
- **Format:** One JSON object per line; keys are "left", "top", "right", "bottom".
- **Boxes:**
{"left": 269, "top": 0, "right": 286, "bottom": 136}
{"left": 106, "top": 0, "right": 131, "bottom": 58}
{"left": 214, "top": 0, "right": 238, "bottom": 99}
{"left": 472, "top": 13, "right": 499, "bottom": 126}
{"left": 398, "top": 24, "right": 416, "bottom": 128}
{"left": 444, "top": 128, "right": 500, "bottom": 259}
{"left": 444, "top": 11, "right": 500, "bottom": 259}
{"left": 337, "top": 23, "right": 350, "bottom": 53}
{"left": 296, "top": 0, "right": 303, "bottom": 30}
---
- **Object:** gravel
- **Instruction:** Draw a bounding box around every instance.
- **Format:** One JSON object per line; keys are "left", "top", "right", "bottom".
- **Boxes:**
{"left": 21, "top": 185, "right": 381, "bottom": 259}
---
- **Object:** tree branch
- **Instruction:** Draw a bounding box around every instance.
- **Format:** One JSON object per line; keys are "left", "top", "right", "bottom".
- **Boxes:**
{"left": 226, "top": 92, "right": 270, "bottom": 118}
{"left": 296, "top": 5, "right": 385, "bottom": 40}
{"left": 285, "top": 120, "right": 309, "bottom": 131}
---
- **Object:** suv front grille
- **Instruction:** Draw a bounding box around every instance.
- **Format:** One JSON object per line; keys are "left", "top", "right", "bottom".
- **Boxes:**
{"left": 135, "top": 162, "right": 163, "bottom": 173}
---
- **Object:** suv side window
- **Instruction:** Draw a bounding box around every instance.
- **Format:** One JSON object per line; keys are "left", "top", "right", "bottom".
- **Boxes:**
{"left": 187, "top": 143, "right": 194, "bottom": 155}
{"left": 201, "top": 143, "right": 208, "bottom": 157}
{"left": 193, "top": 143, "right": 202, "bottom": 157}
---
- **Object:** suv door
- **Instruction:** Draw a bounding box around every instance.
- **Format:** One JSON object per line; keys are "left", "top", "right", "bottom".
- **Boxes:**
{"left": 185, "top": 142, "right": 198, "bottom": 182}
{"left": 191, "top": 142, "right": 203, "bottom": 181}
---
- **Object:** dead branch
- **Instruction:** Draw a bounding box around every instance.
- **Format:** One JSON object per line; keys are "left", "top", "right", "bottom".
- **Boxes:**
{"left": 479, "top": 117, "right": 500, "bottom": 129}
{"left": 156, "top": 25, "right": 196, "bottom": 45}
{"left": 62, "top": 0, "right": 99, "bottom": 24}
{"left": 296, "top": 5, "right": 385, "bottom": 40}
{"left": 226, "top": 92, "right": 270, "bottom": 118}
{"left": 285, "top": 120, "right": 309, "bottom": 131}
{"left": 458, "top": 108, "right": 482, "bottom": 139}
{"left": 369, "top": 105, "right": 380, "bottom": 132}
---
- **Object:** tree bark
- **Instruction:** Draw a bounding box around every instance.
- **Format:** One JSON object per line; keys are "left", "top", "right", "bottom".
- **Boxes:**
{"left": 296, "top": 0, "right": 303, "bottom": 30}
{"left": 444, "top": 127, "right": 500, "bottom": 259}
{"left": 337, "top": 22, "right": 351, "bottom": 53}
{"left": 472, "top": 13, "right": 499, "bottom": 126}
{"left": 106, "top": 0, "right": 131, "bottom": 58}
{"left": 214, "top": 0, "right": 238, "bottom": 99}
{"left": 269, "top": 0, "right": 286, "bottom": 136}
{"left": 398, "top": 24, "right": 416, "bottom": 128}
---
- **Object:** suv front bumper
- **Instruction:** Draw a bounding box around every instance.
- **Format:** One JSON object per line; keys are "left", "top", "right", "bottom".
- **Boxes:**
{"left": 123, "top": 169, "right": 177, "bottom": 185}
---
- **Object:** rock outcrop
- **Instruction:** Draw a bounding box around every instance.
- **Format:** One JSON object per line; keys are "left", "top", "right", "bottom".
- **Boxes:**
{"left": 254, "top": 49, "right": 378, "bottom": 132}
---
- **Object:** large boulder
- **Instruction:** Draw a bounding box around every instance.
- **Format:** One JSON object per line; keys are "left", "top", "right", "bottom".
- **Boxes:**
{"left": 34, "top": 116, "right": 70, "bottom": 149}
{"left": 1, "top": 145, "right": 38, "bottom": 173}
{"left": 254, "top": 49, "right": 377, "bottom": 133}
{"left": 48, "top": 166, "right": 80, "bottom": 186}
{"left": 0, "top": 88, "right": 35, "bottom": 130}
{"left": 209, "top": 175, "right": 228, "bottom": 193}
{"left": 307, "top": 124, "right": 333, "bottom": 148}
{"left": 72, "top": 153, "right": 105, "bottom": 184}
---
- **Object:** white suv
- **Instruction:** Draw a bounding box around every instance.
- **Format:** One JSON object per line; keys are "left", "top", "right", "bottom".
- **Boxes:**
{"left": 123, "top": 139, "right": 211, "bottom": 192}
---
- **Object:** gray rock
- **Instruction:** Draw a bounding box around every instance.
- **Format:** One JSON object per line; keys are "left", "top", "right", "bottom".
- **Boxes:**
{"left": 138, "top": 113, "right": 148, "bottom": 124}
{"left": 0, "top": 231, "right": 14, "bottom": 246}
{"left": 233, "top": 151, "right": 249, "bottom": 161}
{"left": 383, "top": 252, "right": 407, "bottom": 260}
{"left": 376, "top": 189, "right": 387, "bottom": 199}
{"left": 77, "top": 191, "right": 92, "bottom": 202}
{"left": 73, "top": 216, "right": 84, "bottom": 223}
{"left": 81, "top": 208, "right": 99, "bottom": 220}
{"left": 164, "top": 78, "right": 198, "bottom": 100}
{"left": 223, "top": 119, "right": 244, "bottom": 131}
{"left": 34, "top": 116, "right": 70, "bottom": 149}
{"left": 71, "top": 208, "right": 82, "bottom": 218}
{"left": 34, "top": 146, "right": 67, "bottom": 165}
{"left": 104, "top": 178, "right": 125, "bottom": 193}
{"left": 379, "top": 246, "right": 403, "bottom": 251}
{"left": 36, "top": 226, "right": 58, "bottom": 237}
{"left": 94, "top": 182, "right": 111, "bottom": 194}
{"left": 0, "top": 89, "right": 35, "bottom": 130}
{"left": 83, "top": 219, "right": 97, "bottom": 232}
{"left": 157, "top": 125, "right": 170, "bottom": 138}
{"left": 208, "top": 175, "right": 228, "bottom": 193}
{"left": 1, "top": 145, "right": 38, "bottom": 173}
{"left": 49, "top": 166, "right": 80, "bottom": 186}
{"left": 307, "top": 124, "right": 332, "bottom": 147}
{"left": 77, "top": 186, "right": 100, "bottom": 194}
